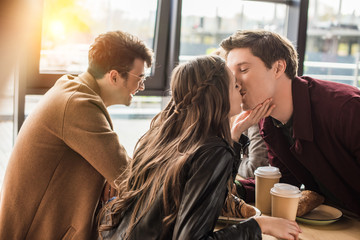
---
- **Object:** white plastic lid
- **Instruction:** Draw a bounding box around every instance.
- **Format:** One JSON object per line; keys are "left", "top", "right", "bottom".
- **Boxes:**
{"left": 270, "top": 183, "right": 302, "bottom": 198}
{"left": 254, "top": 166, "right": 281, "bottom": 179}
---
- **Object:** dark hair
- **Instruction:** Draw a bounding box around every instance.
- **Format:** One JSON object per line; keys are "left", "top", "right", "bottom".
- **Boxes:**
{"left": 98, "top": 55, "right": 232, "bottom": 239}
{"left": 220, "top": 30, "right": 298, "bottom": 79}
{"left": 87, "top": 30, "right": 153, "bottom": 79}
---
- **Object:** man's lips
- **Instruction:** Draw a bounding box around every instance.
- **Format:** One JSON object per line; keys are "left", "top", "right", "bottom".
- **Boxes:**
{"left": 240, "top": 90, "right": 246, "bottom": 96}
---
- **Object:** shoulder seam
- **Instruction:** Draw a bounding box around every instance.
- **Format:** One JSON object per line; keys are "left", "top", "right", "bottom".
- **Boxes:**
{"left": 61, "top": 84, "right": 82, "bottom": 139}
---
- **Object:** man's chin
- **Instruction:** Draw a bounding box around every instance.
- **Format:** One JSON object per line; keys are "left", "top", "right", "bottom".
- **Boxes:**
{"left": 125, "top": 98, "right": 132, "bottom": 106}
{"left": 125, "top": 94, "right": 134, "bottom": 106}
{"left": 241, "top": 103, "right": 251, "bottom": 111}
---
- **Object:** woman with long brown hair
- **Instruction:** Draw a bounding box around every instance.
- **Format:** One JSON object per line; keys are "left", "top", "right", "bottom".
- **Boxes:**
{"left": 98, "top": 55, "right": 301, "bottom": 240}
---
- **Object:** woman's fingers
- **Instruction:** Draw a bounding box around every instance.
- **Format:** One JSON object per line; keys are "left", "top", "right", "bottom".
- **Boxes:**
{"left": 230, "top": 98, "right": 275, "bottom": 141}
{"left": 255, "top": 216, "right": 301, "bottom": 240}
{"left": 264, "top": 104, "right": 276, "bottom": 117}
{"left": 287, "top": 221, "right": 301, "bottom": 240}
{"left": 251, "top": 98, "right": 275, "bottom": 121}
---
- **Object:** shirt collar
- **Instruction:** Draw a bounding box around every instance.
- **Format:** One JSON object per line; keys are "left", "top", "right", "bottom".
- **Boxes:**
{"left": 271, "top": 116, "right": 293, "bottom": 128}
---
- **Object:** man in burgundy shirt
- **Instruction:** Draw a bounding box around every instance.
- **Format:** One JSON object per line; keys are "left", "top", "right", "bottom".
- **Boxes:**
{"left": 220, "top": 30, "right": 360, "bottom": 215}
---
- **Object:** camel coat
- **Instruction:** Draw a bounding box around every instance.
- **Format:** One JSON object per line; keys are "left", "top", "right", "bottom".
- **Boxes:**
{"left": 0, "top": 72, "right": 129, "bottom": 240}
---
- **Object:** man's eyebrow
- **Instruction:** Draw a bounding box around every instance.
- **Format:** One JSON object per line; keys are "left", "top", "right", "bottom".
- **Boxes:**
{"left": 236, "top": 61, "right": 250, "bottom": 66}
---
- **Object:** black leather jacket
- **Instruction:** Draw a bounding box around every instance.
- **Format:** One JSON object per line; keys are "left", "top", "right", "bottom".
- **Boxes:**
{"left": 100, "top": 137, "right": 262, "bottom": 240}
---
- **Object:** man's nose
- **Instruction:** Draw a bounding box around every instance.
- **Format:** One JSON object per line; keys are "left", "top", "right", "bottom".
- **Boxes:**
{"left": 235, "top": 77, "right": 242, "bottom": 85}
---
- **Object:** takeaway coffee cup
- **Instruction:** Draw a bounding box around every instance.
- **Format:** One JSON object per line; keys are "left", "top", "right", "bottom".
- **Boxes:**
{"left": 270, "top": 183, "right": 302, "bottom": 221}
{"left": 254, "top": 166, "right": 282, "bottom": 214}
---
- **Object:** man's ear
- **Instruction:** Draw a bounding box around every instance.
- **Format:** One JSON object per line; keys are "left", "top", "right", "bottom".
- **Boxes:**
{"left": 273, "top": 59, "right": 286, "bottom": 78}
{"left": 108, "top": 70, "right": 119, "bottom": 86}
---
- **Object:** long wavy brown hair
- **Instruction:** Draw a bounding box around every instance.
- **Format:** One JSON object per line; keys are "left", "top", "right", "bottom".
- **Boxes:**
{"left": 98, "top": 55, "right": 232, "bottom": 239}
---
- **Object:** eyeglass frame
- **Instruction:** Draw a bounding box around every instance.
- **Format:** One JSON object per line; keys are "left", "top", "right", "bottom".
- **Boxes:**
{"left": 126, "top": 71, "right": 147, "bottom": 87}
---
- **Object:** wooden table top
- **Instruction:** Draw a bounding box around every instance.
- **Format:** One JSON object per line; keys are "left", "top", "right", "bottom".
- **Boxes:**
{"left": 263, "top": 214, "right": 360, "bottom": 240}
{"left": 216, "top": 212, "right": 360, "bottom": 240}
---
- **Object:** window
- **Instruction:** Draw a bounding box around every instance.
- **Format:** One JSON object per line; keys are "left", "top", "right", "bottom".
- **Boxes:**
{"left": 40, "top": 0, "right": 157, "bottom": 74}
{"left": 180, "top": 0, "right": 288, "bottom": 62}
{"left": 304, "top": 0, "right": 360, "bottom": 87}
{"left": 26, "top": 0, "right": 160, "bottom": 94}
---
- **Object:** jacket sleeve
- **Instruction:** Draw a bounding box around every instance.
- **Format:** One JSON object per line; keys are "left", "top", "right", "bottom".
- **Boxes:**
{"left": 338, "top": 97, "right": 360, "bottom": 165}
{"left": 62, "top": 91, "right": 129, "bottom": 185}
{"left": 172, "top": 145, "right": 262, "bottom": 240}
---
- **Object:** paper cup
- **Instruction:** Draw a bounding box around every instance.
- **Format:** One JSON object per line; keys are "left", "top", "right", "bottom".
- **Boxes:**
{"left": 254, "top": 166, "right": 281, "bottom": 214}
{"left": 271, "top": 183, "right": 302, "bottom": 221}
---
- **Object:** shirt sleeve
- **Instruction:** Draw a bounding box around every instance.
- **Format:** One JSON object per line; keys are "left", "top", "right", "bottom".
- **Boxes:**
{"left": 62, "top": 91, "right": 129, "bottom": 185}
{"left": 172, "top": 145, "right": 262, "bottom": 240}
{"left": 238, "top": 124, "right": 269, "bottom": 178}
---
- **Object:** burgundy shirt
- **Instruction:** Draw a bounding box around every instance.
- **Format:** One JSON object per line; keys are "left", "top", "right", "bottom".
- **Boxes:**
{"left": 242, "top": 76, "right": 360, "bottom": 214}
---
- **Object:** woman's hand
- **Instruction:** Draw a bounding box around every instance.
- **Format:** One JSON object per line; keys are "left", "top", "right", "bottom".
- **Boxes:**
{"left": 255, "top": 216, "right": 302, "bottom": 240}
{"left": 231, "top": 98, "right": 275, "bottom": 142}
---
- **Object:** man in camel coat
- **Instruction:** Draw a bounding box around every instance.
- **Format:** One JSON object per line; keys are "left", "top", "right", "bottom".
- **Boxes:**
{"left": 0, "top": 30, "right": 153, "bottom": 240}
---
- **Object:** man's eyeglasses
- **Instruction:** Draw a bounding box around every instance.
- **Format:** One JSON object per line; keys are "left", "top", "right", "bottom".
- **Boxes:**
{"left": 126, "top": 72, "right": 147, "bottom": 86}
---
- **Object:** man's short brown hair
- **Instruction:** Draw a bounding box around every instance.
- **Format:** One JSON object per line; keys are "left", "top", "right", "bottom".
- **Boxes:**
{"left": 88, "top": 31, "right": 153, "bottom": 79}
{"left": 220, "top": 30, "right": 298, "bottom": 79}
